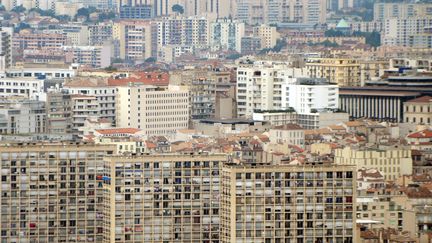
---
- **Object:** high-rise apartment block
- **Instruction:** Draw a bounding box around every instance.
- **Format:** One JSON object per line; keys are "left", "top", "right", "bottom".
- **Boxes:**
{"left": 220, "top": 163, "right": 356, "bottom": 243}
{"left": 102, "top": 153, "right": 227, "bottom": 242}
{"left": 236, "top": 0, "right": 326, "bottom": 25}
{"left": 157, "top": 16, "right": 210, "bottom": 49}
{"left": 210, "top": 19, "right": 245, "bottom": 52}
{"left": 0, "top": 27, "right": 13, "bottom": 73}
{"left": 281, "top": 78, "right": 339, "bottom": 114}
{"left": 0, "top": 143, "right": 116, "bottom": 243}
{"left": 46, "top": 91, "right": 72, "bottom": 134}
{"left": 236, "top": 61, "right": 307, "bottom": 118}
{"left": 115, "top": 84, "right": 189, "bottom": 137}
{"left": 0, "top": 98, "right": 46, "bottom": 134}
{"left": 382, "top": 17, "right": 432, "bottom": 48}
{"left": 113, "top": 20, "right": 153, "bottom": 61}
{"left": 374, "top": 2, "right": 432, "bottom": 21}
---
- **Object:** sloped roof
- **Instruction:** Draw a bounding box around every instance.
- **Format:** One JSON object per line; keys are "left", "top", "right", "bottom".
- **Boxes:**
{"left": 406, "top": 95, "right": 432, "bottom": 103}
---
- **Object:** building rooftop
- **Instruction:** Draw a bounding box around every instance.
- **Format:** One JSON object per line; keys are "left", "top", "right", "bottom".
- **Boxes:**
{"left": 406, "top": 95, "right": 432, "bottom": 103}
{"left": 407, "top": 129, "right": 432, "bottom": 139}
{"left": 95, "top": 128, "right": 141, "bottom": 135}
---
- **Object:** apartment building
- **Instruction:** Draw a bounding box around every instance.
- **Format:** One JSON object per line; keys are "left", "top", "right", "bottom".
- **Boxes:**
{"left": 220, "top": 163, "right": 356, "bottom": 243}
{"left": 0, "top": 98, "right": 46, "bottom": 134}
{"left": 88, "top": 23, "right": 113, "bottom": 46}
{"left": 113, "top": 20, "right": 153, "bottom": 61}
{"left": 403, "top": 96, "right": 432, "bottom": 125}
{"left": 13, "top": 30, "right": 66, "bottom": 51}
{"left": 253, "top": 25, "right": 278, "bottom": 49}
{"left": 115, "top": 84, "right": 189, "bottom": 137}
{"left": 71, "top": 95, "right": 100, "bottom": 135}
{"left": 374, "top": 2, "right": 432, "bottom": 21}
{"left": 334, "top": 147, "right": 412, "bottom": 181}
{"left": 156, "top": 16, "right": 210, "bottom": 50}
{"left": 236, "top": 0, "right": 326, "bottom": 25}
{"left": 252, "top": 110, "right": 298, "bottom": 126}
{"left": 0, "top": 143, "right": 116, "bottom": 243}
{"left": 63, "top": 45, "right": 111, "bottom": 68}
{"left": 46, "top": 91, "right": 72, "bottom": 134}
{"left": 306, "top": 58, "right": 361, "bottom": 86}
{"left": 210, "top": 18, "right": 245, "bottom": 52}
{"left": 0, "top": 78, "right": 46, "bottom": 101}
{"left": 119, "top": 5, "right": 153, "bottom": 19}
{"left": 63, "top": 78, "right": 116, "bottom": 124}
{"left": 236, "top": 61, "right": 307, "bottom": 118}
{"left": 382, "top": 17, "right": 432, "bottom": 47}
{"left": 102, "top": 153, "right": 227, "bottom": 242}
{"left": 0, "top": 27, "right": 13, "bottom": 72}
{"left": 281, "top": 78, "right": 339, "bottom": 114}
{"left": 268, "top": 124, "right": 305, "bottom": 146}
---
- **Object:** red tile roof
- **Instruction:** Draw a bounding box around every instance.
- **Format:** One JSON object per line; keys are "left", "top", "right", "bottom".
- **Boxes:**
{"left": 407, "top": 129, "right": 432, "bottom": 139}
{"left": 406, "top": 95, "right": 432, "bottom": 103}
{"left": 95, "top": 128, "right": 141, "bottom": 135}
{"left": 107, "top": 72, "right": 169, "bottom": 86}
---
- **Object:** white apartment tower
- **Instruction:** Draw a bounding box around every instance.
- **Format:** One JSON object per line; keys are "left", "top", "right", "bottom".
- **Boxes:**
{"left": 0, "top": 27, "right": 12, "bottom": 73}
{"left": 210, "top": 18, "right": 245, "bottom": 52}
{"left": 116, "top": 84, "right": 189, "bottom": 137}
{"left": 236, "top": 61, "right": 307, "bottom": 118}
{"left": 281, "top": 78, "right": 339, "bottom": 114}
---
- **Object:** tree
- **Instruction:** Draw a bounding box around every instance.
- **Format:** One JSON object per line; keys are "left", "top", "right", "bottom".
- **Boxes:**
{"left": 0, "top": 5, "right": 6, "bottom": 11}
{"left": 15, "top": 22, "right": 31, "bottom": 33}
{"left": 11, "top": 5, "right": 26, "bottom": 13}
{"left": 98, "top": 11, "right": 116, "bottom": 22}
{"left": 172, "top": 4, "right": 184, "bottom": 14}
{"left": 226, "top": 53, "right": 242, "bottom": 60}
{"left": 145, "top": 57, "right": 156, "bottom": 63}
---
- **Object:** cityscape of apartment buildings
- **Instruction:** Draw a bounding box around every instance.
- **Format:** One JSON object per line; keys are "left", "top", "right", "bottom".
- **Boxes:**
{"left": 0, "top": 0, "right": 432, "bottom": 243}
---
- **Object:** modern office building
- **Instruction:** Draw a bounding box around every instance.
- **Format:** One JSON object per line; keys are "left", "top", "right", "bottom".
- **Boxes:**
{"left": 220, "top": 163, "right": 356, "bottom": 243}
{"left": 0, "top": 143, "right": 117, "bottom": 243}
{"left": 338, "top": 87, "right": 421, "bottom": 123}
{"left": 102, "top": 153, "right": 227, "bottom": 242}
{"left": 115, "top": 84, "right": 189, "bottom": 137}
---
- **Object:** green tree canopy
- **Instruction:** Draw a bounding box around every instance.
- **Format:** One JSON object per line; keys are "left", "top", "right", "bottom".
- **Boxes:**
{"left": 11, "top": 5, "right": 26, "bottom": 13}
{"left": 172, "top": 4, "right": 184, "bottom": 14}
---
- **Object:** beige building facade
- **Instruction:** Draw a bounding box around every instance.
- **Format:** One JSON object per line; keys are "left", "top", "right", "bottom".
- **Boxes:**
{"left": 334, "top": 147, "right": 413, "bottom": 181}
{"left": 115, "top": 84, "right": 189, "bottom": 137}
{"left": 220, "top": 164, "right": 356, "bottom": 243}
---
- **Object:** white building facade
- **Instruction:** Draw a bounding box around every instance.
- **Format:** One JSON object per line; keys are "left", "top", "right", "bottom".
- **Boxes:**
{"left": 116, "top": 85, "right": 190, "bottom": 137}
{"left": 236, "top": 60, "right": 307, "bottom": 118}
